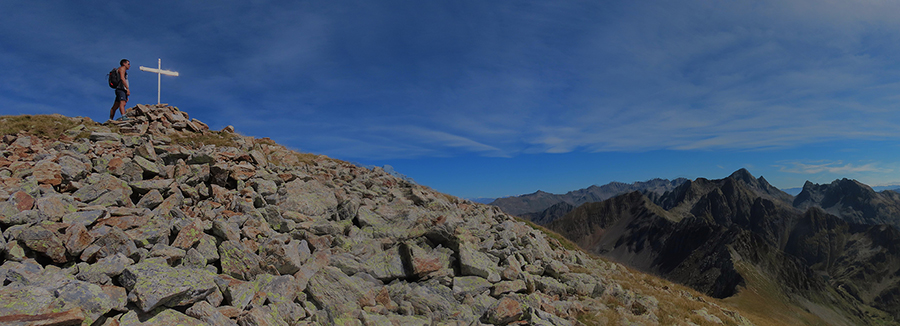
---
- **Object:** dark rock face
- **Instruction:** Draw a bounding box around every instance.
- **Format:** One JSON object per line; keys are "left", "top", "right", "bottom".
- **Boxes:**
{"left": 520, "top": 201, "right": 575, "bottom": 225}
{"left": 547, "top": 169, "right": 900, "bottom": 323}
{"left": 794, "top": 178, "right": 900, "bottom": 228}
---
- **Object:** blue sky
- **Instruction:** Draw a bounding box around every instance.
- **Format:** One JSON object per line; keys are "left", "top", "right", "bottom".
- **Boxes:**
{"left": 4, "top": 1, "right": 900, "bottom": 199}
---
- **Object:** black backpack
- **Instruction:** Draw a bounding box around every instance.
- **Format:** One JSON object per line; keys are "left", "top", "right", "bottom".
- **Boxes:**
{"left": 108, "top": 68, "right": 120, "bottom": 88}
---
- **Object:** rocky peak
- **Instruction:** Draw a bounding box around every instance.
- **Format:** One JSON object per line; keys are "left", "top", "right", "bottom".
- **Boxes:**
{"left": 724, "top": 169, "right": 793, "bottom": 206}
{"left": 793, "top": 177, "right": 900, "bottom": 227}
{"left": 655, "top": 177, "right": 717, "bottom": 211}
{"left": 728, "top": 168, "right": 756, "bottom": 185}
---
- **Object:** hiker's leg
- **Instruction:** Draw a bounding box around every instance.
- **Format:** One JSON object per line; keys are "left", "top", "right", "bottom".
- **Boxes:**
{"left": 112, "top": 89, "right": 128, "bottom": 119}
{"left": 118, "top": 99, "right": 127, "bottom": 117}
{"left": 110, "top": 100, "right": 119, "bottom": 120}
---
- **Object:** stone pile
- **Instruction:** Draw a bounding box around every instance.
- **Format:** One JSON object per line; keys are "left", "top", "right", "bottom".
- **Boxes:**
{"left": 0, "top": 107, "right": 754, "bottom": 325}
{"left": 110, "top": 104, "right": 210, "bottom": 135}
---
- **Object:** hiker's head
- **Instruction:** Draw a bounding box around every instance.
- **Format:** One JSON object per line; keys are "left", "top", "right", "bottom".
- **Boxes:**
{"left": 120, "top": 59, "right": 130, "bottom": 67}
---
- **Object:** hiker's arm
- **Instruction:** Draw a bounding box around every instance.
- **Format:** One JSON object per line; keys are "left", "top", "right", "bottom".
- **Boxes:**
{"left": 119, "top": 67, "right": 130, "bottom": 95}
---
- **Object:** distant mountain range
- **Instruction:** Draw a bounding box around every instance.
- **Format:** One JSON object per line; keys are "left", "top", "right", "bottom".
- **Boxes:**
{"left": 489, "top": 178, "right": 689, "bottom": 218}
{"left": 466, "top": 197, "right": 497, "bottom": 204}
{"left": 873, "top": 185, "right": 900, "bottom": 192}
{"left": 490, "top": 178, "right": 900, "bottom": 226}
{"left": 540, "top": 169, "right": 900, "bottom": 325}
{"left": 766, "top": 185, "right": 899, "bottom": 196}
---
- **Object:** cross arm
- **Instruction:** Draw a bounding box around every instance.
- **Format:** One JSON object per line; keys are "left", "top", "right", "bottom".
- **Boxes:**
{"left": 139, "top": 66, "right": 180, "bottom": 76}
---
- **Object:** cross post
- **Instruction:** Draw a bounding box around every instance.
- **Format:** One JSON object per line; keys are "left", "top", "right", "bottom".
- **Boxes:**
{"left": 139, "top": 58, "right": 179, "bottom": 105}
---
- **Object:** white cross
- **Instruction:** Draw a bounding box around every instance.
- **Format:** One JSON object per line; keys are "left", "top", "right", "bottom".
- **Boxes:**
{"left": 139, "top": 58, "right": 180, "bottom": 105}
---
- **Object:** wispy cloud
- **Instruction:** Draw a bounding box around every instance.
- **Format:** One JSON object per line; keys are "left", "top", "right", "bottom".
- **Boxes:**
{"left": 394, "top": 126, "right": 508, "bottom": 155}
{"left": 776, "top": 160, "right": 892, "bottom": 174}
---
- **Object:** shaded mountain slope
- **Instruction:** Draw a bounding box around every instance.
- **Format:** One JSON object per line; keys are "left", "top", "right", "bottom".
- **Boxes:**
{"left": 547, "top": 169, "right": 900, "bottom": 325}
{"left": 520, "top": 201, "right": 575, "bottom": 226}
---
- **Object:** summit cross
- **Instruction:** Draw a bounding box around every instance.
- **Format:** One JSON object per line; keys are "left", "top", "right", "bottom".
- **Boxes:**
{"left": 139, "top": 58, "right": 179, "bottom": 105}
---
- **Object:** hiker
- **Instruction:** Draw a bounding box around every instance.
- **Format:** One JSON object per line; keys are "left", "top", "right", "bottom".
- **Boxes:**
{"left": 109, "top": 59, "right": 131, "bottom": 120}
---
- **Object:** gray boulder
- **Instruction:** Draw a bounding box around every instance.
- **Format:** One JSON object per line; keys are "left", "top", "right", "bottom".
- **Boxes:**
{"left": 0, "top": 286, "right": 58, "bottom": 316}
{"left": 73, "top": 173, "right": 132, "bottom": 206}
{"left": 212, "top": 220, "right": 241, "bottom": 243}
{"left": 17, "top": 225, "right": 68, "bottom": 263}
{"left": 140, "top": 308, "right": 212, "bottom": 325}
{"left": 123, "top": 216, "right": 171, "bottom": 248}
{"left": 401, "top": 241, "right": 453, "bottom": 279}
{"left": 183, "top": 248, "right": 208, "bottom": 269}
{"left": 453, "top": 276, "right": 492, "bottom": 299}
{"left": 58, "top": 155, "right": 89, "bottom": 182}
{"left": 89, "top": 132, "right": 121, "bottom": 142}
{"left": 133, "top": 155, "right": 160, "bottom": 176}
{"left": 253, "top": 274, "right": 301, "bottom": 305}
{"left": 481, "top": 296, "right": 525, "bottom": 325}
{"left": 1, "top": 209, "right": 42, "bottom": 225}
{"left": 306, "top": 266, "right": 376, "bottom": 318}
{"left": 218, "top": 240, "right": 264, "bottom": 281}
{"left": 63, "top": 224, "right": 94, "bottom": 257}
{"left": 136, "top": 189, "right": 164, "bottom": 209}
{"left": 459, "top": 242, "right": 498, "bottom": 280}
{"left": 62, "top": 209, "right": 105, "bottom": 227}
{"left": 54, "top": 280, "right": 116, "bottom": 324}
{"left": 119, "top": 259, "right": 218, "bottom": 312}
{"left": 187, "top": 301, "right": 238, "bottom": 326}
{"left": 195, "top": 234, "right": 220, "bottom": 263}
{"left": 403, "top": 281, "right": 471, "bottom": 322}
{"left": 277, "top": 179, "right": 338, "bottom": 217}
{"left": 237, "top": 305, "right": 288, "bottom": 326}
{"left": 35, "top": 194, "right": 77, "bottom": 221}
{"left": 76, "top": 253, "right": 133, "bottom": 285}
{"left": 129, "top": 179, "right": 174, "bottom": 195}
{"left": 363, "top": 245, "right": 408, "bottom": 281}
{"left": 259, "top": 237, "right": 309, "bottom": 275}
{"left": 249, "top": 178, "right": 278, "bottom": 197}
{"left": 90, "top": 226, "right": 139, "bottom": 262}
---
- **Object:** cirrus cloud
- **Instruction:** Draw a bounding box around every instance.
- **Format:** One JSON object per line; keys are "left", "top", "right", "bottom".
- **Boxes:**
{"left": 776, "top": 160, "right": 892, "bottom": 174}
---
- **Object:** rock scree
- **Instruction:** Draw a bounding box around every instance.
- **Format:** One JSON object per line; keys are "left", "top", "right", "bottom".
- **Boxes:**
{"left": 0, "top": 104, "right": 755, "bottom": 325}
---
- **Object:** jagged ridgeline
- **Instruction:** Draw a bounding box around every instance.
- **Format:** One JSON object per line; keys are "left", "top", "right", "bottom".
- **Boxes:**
{"left": 545, "top": 169, "right": 900, "bottom": 326}
{"left": 0, "top": 105, "right": 760, "bottom": 325}
{"left": 491, "top": 178, "right": 689, "bottom": 224}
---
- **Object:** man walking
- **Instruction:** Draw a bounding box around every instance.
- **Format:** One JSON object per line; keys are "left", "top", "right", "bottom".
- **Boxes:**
{"left": 109, "top": 59, "right": 131, "bottom": 121}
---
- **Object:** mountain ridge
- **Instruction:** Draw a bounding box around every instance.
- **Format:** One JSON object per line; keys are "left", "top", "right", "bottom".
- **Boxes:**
{"left": 545, "top": 169, "right": 900, "bottom": 325}
{"left": 794, "top": 178, "right": 900, "bottom": 229}
{"left": 490, "top": 178, "right": 689, "bottom": 220}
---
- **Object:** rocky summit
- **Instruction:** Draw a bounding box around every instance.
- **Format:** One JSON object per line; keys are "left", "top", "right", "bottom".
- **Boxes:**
{"left": 0, "top": 105, "right": 754, "bottom": 325}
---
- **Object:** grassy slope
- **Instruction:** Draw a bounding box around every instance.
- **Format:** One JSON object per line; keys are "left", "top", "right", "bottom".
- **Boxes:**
{"left": 522, "top": 217, "right": 812, "bottom": 325}
{"left": 0, "top": 114, "right": 99, "bottom": 139}
{"left": 724, "top": 247, "right": 896, "bottom": 326}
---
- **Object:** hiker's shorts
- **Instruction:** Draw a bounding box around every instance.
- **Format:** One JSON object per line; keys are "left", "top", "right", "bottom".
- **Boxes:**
{"left": 115, "top": 88, "right": 128, "bottom": 102}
